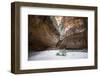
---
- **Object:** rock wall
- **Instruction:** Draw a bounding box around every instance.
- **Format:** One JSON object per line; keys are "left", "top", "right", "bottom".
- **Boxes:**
{"left": 28, "top": 15, "right": 88, "bottom": 51}
{"left": 28, "top": 15, "right": 59, "bottom": 51}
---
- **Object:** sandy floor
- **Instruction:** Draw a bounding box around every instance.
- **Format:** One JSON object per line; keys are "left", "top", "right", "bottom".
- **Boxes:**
{"left": 28, "top": 50, "right": 88, "bottom": 60}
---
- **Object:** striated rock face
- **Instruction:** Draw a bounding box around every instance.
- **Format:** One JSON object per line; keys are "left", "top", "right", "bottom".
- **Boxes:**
{"left": 28, "top": 15, "right": 59, "bottom": 51}
{"left": 55, "top": 17, "right": 87, "bottom": 49}
{"left": 56, "top": 31, "right": 87, "bottom": 49}
{"left": 28, "top": 15, "right": 88, "bottom": 51}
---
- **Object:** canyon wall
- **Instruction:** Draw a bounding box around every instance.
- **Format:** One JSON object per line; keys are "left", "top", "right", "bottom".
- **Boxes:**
{"left": 28, "top": 15, "right": 87, "bottom": 51}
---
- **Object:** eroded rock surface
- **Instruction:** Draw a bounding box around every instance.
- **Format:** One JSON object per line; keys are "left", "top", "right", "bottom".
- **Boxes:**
{"left": 28, "top": 15, "right": 87, "bottom": 51}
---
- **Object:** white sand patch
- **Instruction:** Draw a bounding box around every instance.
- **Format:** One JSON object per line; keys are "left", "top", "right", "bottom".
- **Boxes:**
{"left": 28, "top": 50, "right": 88, "bottom": 60}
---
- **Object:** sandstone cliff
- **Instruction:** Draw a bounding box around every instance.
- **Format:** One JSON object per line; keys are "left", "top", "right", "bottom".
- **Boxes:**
{"left": 28, "top": 15, "right": 87, "bottom": 51}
